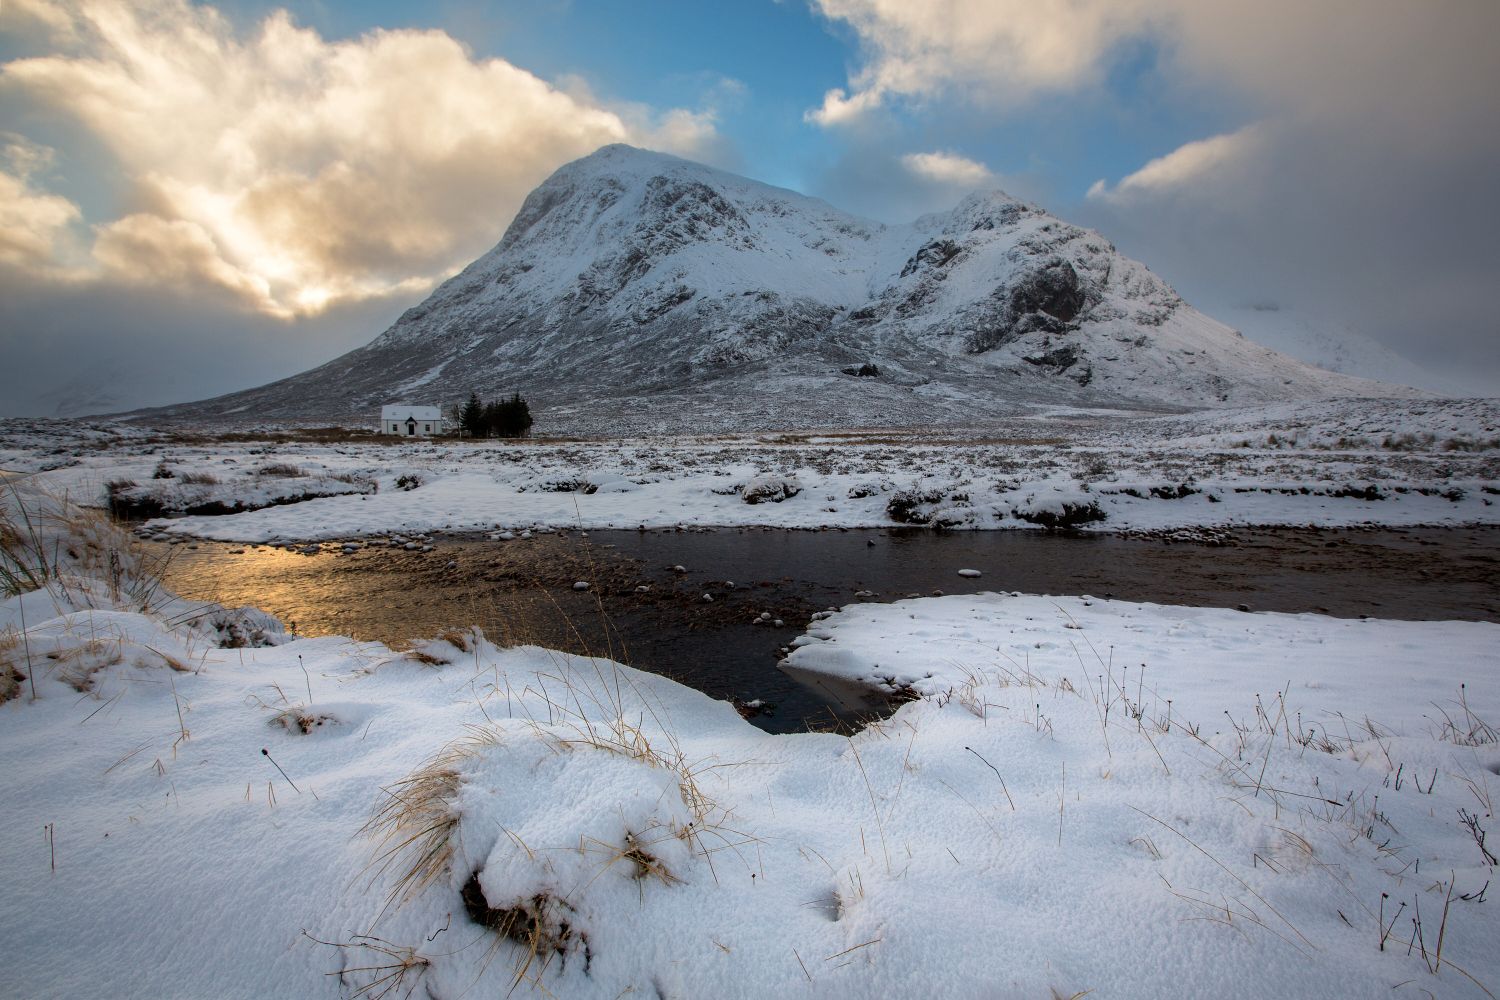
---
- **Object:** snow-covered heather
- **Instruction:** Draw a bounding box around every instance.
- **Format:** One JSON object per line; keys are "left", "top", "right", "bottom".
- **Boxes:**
{"left": 3, "top": 398, "right": 1496, "bottom": 543}
{"left": 4, "top": 492, "right": 1498, "bottom": 998}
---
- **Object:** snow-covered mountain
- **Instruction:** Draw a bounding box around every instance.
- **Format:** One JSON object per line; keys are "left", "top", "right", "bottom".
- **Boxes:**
{"left": 140, "top": 145, "right": 1417, "bottom": 431}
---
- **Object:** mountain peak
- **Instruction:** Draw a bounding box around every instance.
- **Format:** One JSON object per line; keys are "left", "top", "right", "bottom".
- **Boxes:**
{"left": 552, "top": 142, "right": 695, "bottom": 179}
{"left": 150, "top": 146, "right": 1419, "bottom": 431}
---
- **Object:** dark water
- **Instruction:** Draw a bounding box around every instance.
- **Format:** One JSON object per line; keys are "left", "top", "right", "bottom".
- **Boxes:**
{"left": 156, "top": 526, "right": 1500, "bottom": 733}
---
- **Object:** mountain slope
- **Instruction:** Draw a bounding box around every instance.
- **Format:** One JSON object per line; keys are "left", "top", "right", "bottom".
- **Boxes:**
{"left": 1211, "top": 303, "right": 1486, "bottom": 397}
{"left": 138, "top": 145, "right": 1418, "bottom": 432}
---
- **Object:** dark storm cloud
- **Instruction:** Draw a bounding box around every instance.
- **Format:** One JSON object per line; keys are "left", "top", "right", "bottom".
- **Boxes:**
{"left": 812, "top": 0, "right": 1500, "bottom": 393}
{"left": 0, "top": 267, "right": 405, "bottom": 417}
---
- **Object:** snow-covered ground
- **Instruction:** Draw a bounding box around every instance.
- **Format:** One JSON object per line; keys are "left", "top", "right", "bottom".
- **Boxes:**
{"left": 3, "top": 484, "right": 1497, "bottom": 998}
{"left": 2, "top": 397, "right": 1496, "bottom": 544}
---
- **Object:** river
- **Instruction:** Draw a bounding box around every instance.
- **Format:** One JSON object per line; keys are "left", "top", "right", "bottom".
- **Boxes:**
{"left": 154, "top": 525, "right": 1500, "bottom": 733}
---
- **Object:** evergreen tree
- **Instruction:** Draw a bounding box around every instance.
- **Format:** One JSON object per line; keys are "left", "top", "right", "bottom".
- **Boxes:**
{"left": 491, "top": 391, "right": 533, "bottom": 438}
{"left": 481, "top": 399, "right": 503, "bottom": 437}
{"left": 460, "top": 392, "right": 484, "bottom": 437}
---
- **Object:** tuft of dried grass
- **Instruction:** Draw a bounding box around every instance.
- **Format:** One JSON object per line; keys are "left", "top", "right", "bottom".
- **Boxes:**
{"left": 2, "top": 482, "right": 171, "bottom": 611}
{"left": 269, "top": 707, "right": 338, "bottom": 734}
{"left": 361, "top": 728, "right": 500, "bottom": 910}
{"left": 1432, "top": 685, "right": 1497, "bottom": 747}
{"left": 46, "top": 638, "right": 126, "bottom": 692}
{"left": 0, "top": 649, "right": 24, "bottom": 703}
{"left": 460, "top": 878, "right": 592, "bottom": 985}
{"left": 437, "top": 628, "right": 472, "bottom": 653}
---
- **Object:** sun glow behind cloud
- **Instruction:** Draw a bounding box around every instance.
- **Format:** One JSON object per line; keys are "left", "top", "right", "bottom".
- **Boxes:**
{"left": 0, "top": 0, "right": 724, "bottom": 318}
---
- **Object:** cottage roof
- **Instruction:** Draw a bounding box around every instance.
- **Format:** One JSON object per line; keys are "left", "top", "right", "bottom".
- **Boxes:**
{"left": 381, "top": 405, "right": 441, "bottom": 421}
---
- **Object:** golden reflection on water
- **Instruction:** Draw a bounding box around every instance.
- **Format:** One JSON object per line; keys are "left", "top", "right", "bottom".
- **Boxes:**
{"left": 156, "top": 541, "right": 593, "bottom": 651}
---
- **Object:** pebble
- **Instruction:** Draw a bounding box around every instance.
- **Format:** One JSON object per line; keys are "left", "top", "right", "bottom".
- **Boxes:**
{"left": 573, "top": 581, "right": 590, "bottom": 591}
{"left": 957, "top": 568, "right": 982, "bottom": 578}
{"left": 701, "top": 593, "right": 714, "bottom": 603}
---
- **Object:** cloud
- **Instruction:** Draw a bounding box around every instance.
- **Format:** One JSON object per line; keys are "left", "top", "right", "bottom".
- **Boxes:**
{"left": 806, "top": 85, "right": 887, "bottom": 127}
{"left": 901, "top": 150, "right": 993, "bottom": 187}
{"left": 1076, "top": 107, "right": 1500, "bottom": 391}
{"left": 1086, "top": 125, "right": 1262, "bottom": 203}
{"left": 90, "top": 214, "right": 278, "bottom": 312}
{"left": 807, "top": 0, "right": 1158, "bottom": 124}
{"left": 807, "top": 1, "right": 1500, "bottom": 138}
{"left": 0, "top": 259, "right": 409, "bottom": 417}
{"left": 0, "top": 134, "right": 82, "bottom": 270}
{"left": 1, "top": 0, "right": 725, "bottom": 317}
{"left": 814, "top": 0, "right": 1500, "bottom": 389}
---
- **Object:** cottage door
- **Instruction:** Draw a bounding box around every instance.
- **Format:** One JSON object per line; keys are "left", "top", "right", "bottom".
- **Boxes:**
{"left": 406, "top": 417, "right": 416, "bottom": 436}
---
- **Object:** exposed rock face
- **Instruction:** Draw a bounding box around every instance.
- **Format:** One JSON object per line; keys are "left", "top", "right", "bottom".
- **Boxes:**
{"left": 135, "top": 144, "right": 1415, "bottom": 433}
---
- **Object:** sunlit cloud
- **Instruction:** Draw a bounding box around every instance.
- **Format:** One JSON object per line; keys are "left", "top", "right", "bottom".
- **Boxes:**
{"left": 901, "top": 150, "right": 993, "bottom": 187}
{"left": 807, "top": 0, "right": 1156, "bottom": 125}
{"left": 0, "top": 134, "right": 83, "bottom": 271}
{"left": 805, "top": 85, "right": 887, "bottom": 126}
{"left": 1086, "top": 125, "right": 1262, "bottom": 203}
{"left": 90, "top": 214, "right": 278, "bottom": 311}
{"left": 1, "top": 0, "right": 725, "bottom": 317}
{"left": 806, "top": 0, "right": 1497, "bottom": 139}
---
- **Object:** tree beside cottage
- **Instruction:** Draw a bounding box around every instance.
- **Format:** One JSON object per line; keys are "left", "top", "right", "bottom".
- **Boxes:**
{"left": 454, "top": 391, "right": 534, "bottom": 438}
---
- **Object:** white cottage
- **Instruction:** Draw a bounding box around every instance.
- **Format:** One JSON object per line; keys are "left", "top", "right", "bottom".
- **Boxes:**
{"left": 380, "top": 404, "right": 444, "bottom": 437}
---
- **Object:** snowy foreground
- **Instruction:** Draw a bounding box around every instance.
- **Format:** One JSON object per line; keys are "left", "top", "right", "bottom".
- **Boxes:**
{"left": 3, "top": 491, "right": 1498, "bottom": 998}
{"left": 3, "top": 397, "right": 1498, "bottom": 544}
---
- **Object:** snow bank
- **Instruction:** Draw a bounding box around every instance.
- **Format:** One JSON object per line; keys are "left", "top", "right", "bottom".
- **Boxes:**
{"left": 784, "top": 591, "right": 1500, "bottom": 741}
{"left": 5, "top": 531, "right": 1498, "bottom": 996}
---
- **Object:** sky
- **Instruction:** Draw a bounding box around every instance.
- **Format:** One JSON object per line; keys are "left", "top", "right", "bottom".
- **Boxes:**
{"left": 2, "top": 0, "right": 1498, "bottom": 416}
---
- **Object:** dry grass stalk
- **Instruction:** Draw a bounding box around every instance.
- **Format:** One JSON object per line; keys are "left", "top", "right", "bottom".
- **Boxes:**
{"left": 303, "top": 931, "right": 431, "bottom": 1000}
